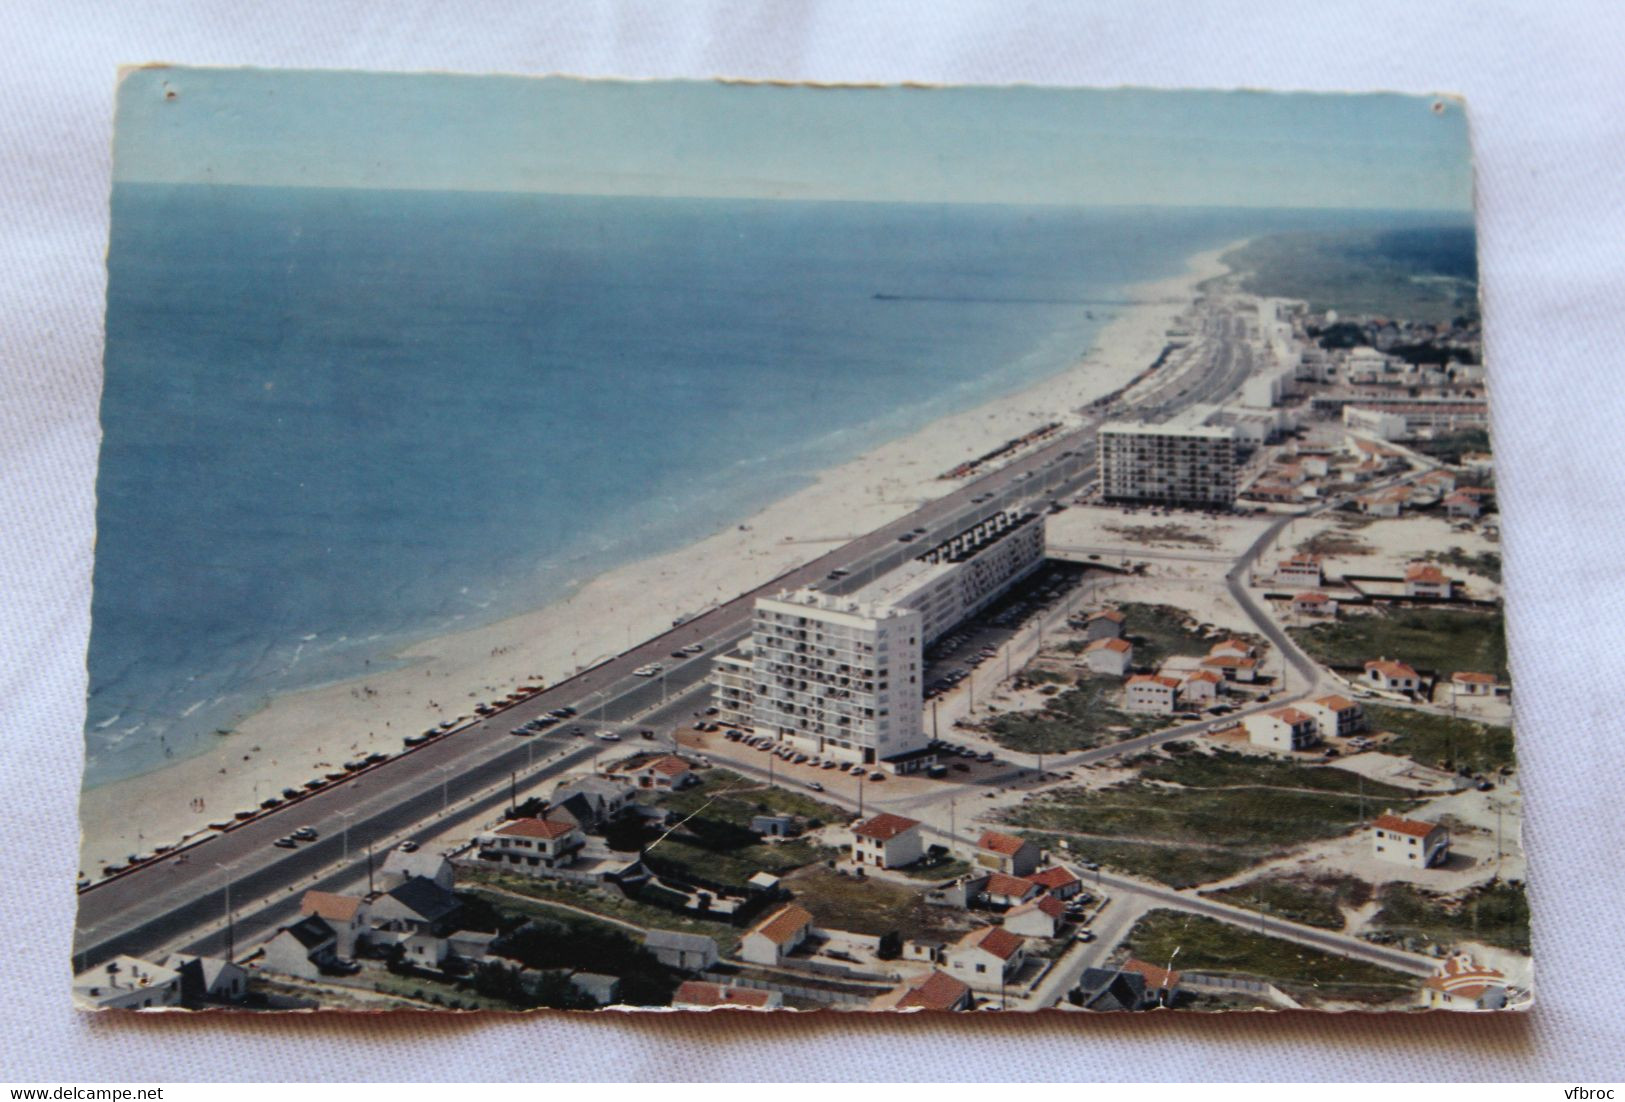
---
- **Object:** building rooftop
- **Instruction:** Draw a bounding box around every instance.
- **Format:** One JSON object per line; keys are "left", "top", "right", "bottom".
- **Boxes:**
{"left": 852, "top": 813, "right": 922, "bottom": 841}
{"left": 977, "top": 831, "right": 1031, "bottom": 857}
{"left": 1373, "top": 813, "right": 1440, "bottom": 838}
{"left": 896, "top": 971, "right": 972, "bottom": 1012}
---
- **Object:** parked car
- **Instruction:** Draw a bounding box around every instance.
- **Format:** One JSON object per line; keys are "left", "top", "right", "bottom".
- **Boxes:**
{"left": 805, "top": 781, "right": 824, "bottom": 792}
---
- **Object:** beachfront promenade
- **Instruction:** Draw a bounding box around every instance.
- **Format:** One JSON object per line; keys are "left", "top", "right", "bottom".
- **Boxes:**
{"left": 74, "top": 292, "right": 1252, "bottom": 972}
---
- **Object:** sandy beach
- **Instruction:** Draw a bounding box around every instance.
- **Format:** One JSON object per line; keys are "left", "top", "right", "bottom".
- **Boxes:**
{"left": 77, "top": 243, "right": 1238, "bottom": 876}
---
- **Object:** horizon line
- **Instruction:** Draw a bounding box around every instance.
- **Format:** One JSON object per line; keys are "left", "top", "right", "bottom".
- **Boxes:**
{"left": 111, "top": 178, "right": 1477, "bottom": 216}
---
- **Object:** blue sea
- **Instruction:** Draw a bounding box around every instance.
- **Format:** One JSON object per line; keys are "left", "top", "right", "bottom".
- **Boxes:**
{"left": 85, "top": 185, "right": 1439, "bottom": 787}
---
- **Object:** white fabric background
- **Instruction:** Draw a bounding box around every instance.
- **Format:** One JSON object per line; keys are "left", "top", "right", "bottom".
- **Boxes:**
{"left": 3, "top": 0, "right": 1622, "bottom": 1083}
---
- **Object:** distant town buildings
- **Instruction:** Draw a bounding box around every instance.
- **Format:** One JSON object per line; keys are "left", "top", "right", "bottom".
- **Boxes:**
{"left": 1098, "top": 421, "right": 1238, "bottom": 508}
{"left": 1405, "top": 562, "right": 1456, "bottom": 600}
{"left": 1451, "top": 671, "right": 1500, "bottom": 698}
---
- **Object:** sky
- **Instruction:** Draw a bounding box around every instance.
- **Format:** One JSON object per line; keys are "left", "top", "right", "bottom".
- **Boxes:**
{"left": 113, "top": 67, "right": 1474, "bottom": 210}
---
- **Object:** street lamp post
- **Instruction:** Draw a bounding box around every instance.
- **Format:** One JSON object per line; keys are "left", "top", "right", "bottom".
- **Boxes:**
{"left": 217, "top": 861, "right": 237, "bottom": 962}
{"left": 439, "top": 764, "right": 456, "bottom": 814}
{"left": 336, "top": 810, "right": 357, "bottom": 864}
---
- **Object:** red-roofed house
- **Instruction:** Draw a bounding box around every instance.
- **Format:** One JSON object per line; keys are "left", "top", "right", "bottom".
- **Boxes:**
{"left": 1209, "top": 639, "right": 1256, "bottom": 660}
{"left": 1084, "top": 609, "right": 1126, "bottom": 642}
{"left": 1178, "top": 669, "right": 1222, "bottom": 705}
{"left": 300, "top": 891, "right": 369, "bottom": 959}
{"left": 946, "top": 926, "right": 1027, "bottom": 991}
{"left": 1303, "top": 694, "right": 1365, "bottom": 739}
{"left": 613, "top": 754, "right": 697, "bottom": 790}
{"left": 978, "top": 872, "right": 1041, "bottom": 909}
{"left": 1405, "top": 562, "right": 1456, "bottom": 599}
{"left": 1365, "top": 658, "right": 1421, "bottom": 694}
{"left": 474, "top": 816, "right": 585, "bottom": 873}
{"left": 976, "top": 831, "right": 1041, "bottom": 877}
{"left": 1443, "top": 491, "right": 1482, "bottom": 519}
{"left": 894, "top": 970, "right": 973, "bottom": 1012}
{"left": 1082, "top": 636, "right": 1133, "bottom": 677}
{"left": 1291, "top": 591, "right": 1339, "bottom": 617}
{"left": 1200, "top": 654, "right": 1259, "bottom": 683}
{"left": 673, "top": 980, "right": 783, "bottom": 1010}
{"left": 1027, "top": 866, "right": 1083, "bottom": 900}
{"left": 850, "top": 813, "right": 924, "bottom": 869}
{"left": 1121, "top": 958, "right": 1184, "bottom": 1006}
{"left": 1420, "top": 952, "right": 1508, "bottom": 1011}
{"left": 740, "top": 904, "right": 815, "bottom": 966}
{"left": 1245, "top": 707, "right": 1319, "bottom": 752}
{"left": 1451, "top": 671, "right": 1500, "bottom": 698}
{"left": 1125, "top": 674, "right": 1180, "bottom": 714}
{"left": 1003, "top": 895, "right": 1069, "bottom": 939}
{"left": 1372, "top": 813, "right": 1450, "bottom": 868}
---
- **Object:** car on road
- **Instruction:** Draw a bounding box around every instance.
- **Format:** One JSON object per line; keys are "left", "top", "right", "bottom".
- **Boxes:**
{"left": 1079, "top": 860, "right": 1100, "bottom": 871}
{"left": 570, "top": 726, "right": 587, "bottom": 737}
{"left": 897, "top": 533, "right": 915, "bottom": 542}
{"left": 293, "top": 827, "right": 317, "bottom": 841}
{"left": 274, "top": 837, "right": 297, "bottom": 849}
{"left": 399, "top": 840, "right": 419, "bottom": 853}
{"left": 510, "top": 726, "right": 534, "bottom": 736}
{"left": 1075, "top": 930, "right": 1096, "bottom": 943}
{"left": 597, "top": 731, "right": 621, "bottom": 742}
{"left": 670, "top": 650, "right": 687, "bottom": 659}
{"left": 805, "top": 781, "right": 824, "bottom": 792}
{"left": 848, "top": 764, "right": 866, "bottom": 776}
{"left": 682, "top": 643, "right": 705, "bottom": 655}
{"left": 977, "top": 752, "right": 994, "bottom": 763}
{"left": 869, "top": 772, "right": 886, "bottom": 782}
{"left": 822, "top": 759, "right": 839, "bottom": 769}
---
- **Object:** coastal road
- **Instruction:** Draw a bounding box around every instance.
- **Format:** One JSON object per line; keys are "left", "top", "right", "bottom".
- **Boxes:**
{"left": 75, "top": 287, "right": 1250, "bottom": 969}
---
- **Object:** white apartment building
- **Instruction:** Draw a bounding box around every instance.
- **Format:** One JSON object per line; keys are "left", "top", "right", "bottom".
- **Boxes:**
{"left": 717, "top": 510, "right": 1045, "bottom": 765}
{"left": 1098, "top": 421, "right": 1238, "bottom": 508}
{"left": 709, "top": 644, "right": 755, "bottom": 729}
{"left": 748, "top": 589, "right": 926, "bottom": 765}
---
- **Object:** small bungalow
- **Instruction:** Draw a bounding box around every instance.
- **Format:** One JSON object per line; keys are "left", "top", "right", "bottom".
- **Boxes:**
{"left": 1291, "top": 591, "right": 1339, "bottom": 617}
{"left": 261, "top": 915, "right": 339, "bottom": 981}
{"left": 1276, "top": 553, "right": 1324, "bottom": 587}
{"left": 739, "top": 904, "right": 814, "bottom": 967}
{"left": 1081, "top": 636, "right": 1133, "bottom": 677}
{"left": 1245, "top": 707, "right": 1319, "bottom": 753}
{"left": 1026, "top": 865, "right": 1083, "bottom": 900}
{"left": 1451, "top": 671, "right": 1500, "bottom": 698}
{"left": 1405, "top": 562, "right": 1456, "bottom": 599}
{"left": 946, "top": 926, "right": 1027, "bottom": 992}
{"left": 673, "top": 980, "right": 782, "bottom": 1010}
{"left": 894, "top": 970, "right": 973, "bottom": 1012}
{"left": 975, "top": 831, "right": 1042, "bottom": 877}
{"left": 1365, "top": 658, "right": 1421, "bottom": 694}
{"left": 978, "top": 871, "right": 1041, "bottom": 909}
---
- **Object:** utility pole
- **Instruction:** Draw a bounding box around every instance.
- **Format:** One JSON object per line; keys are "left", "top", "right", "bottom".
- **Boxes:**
{"left": 510, "top": 770, "right": 518, "bottom": 814}
{"left": 931, "top": 700, "right": 939, "bottom": 741}
{"left": 858, "top": 774, "right": 865, "bottom": 818}
{"left": 366, "top": 842, "right": 375, "bottom": 895}
{"left": 439, "top": 764, "right": 455, "bottom": 814}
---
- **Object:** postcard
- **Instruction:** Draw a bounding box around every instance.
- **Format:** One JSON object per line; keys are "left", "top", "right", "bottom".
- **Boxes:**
{"left": 74, "top": 68, "right": 1525, "bottom": 1013}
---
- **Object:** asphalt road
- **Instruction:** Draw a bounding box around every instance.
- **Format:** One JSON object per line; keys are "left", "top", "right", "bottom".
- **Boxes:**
{"left": 75, "top": 292, "right": 1249, "bottom": 970}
